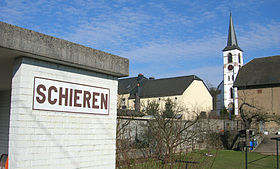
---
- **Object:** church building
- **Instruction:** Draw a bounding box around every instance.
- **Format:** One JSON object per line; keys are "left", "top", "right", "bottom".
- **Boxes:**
{"left": 216, "top": 13, "right": 244, "bottom": 115}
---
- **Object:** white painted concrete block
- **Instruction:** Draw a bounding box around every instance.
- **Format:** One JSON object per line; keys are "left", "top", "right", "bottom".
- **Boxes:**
{"left": 9, "top": 58, "right": 118, "bottom": 168}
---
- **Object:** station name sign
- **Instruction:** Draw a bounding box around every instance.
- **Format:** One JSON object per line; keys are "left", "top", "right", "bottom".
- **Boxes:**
{"left": 33, "top": 77, "right": 110, "bottom": 115}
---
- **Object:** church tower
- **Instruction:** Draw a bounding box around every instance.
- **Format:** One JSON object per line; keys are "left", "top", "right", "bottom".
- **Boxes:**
{"left": 223, "top": 12, "right": 243, "bottom": 115}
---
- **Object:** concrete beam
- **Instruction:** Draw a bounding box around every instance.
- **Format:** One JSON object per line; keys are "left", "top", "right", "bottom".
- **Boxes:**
{"left": 0, "top": 21, "right": 129, "bottom": 77}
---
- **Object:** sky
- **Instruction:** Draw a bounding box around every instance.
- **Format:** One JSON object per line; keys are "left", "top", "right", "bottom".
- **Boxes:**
{"left": 0, "top": 0, "right": 279, "bottom": 87}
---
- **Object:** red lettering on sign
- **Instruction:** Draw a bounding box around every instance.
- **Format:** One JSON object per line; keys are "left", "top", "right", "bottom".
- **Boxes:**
{"left": 83, "top": 91, "right": 91, "bottom": 108}
{"left": 33, "top": 77, "right": 110, "bottom": 115}
{"left": 92, "top": 92, "right": 99, "bottom": 109}
{"left": 69, "top": 89, "right": 73, "bottom": 107}
{"left": 101, "top": 93, "right": 108, "bottom": 110}
{"left": 36, "top": 84, "right": 46, "bottom": 104}
{"left": 74, "top": 89, "right": 82, "bottom": 107}
{"left": 48, "top": 86, "right": 57, "bottom": 105}
{"left": 59, "top": 87, "right": 68, "bottom": 106}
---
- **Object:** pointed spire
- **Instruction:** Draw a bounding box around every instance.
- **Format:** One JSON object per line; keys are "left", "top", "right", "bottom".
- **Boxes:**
{"left": 223, "top": 12, "right": 242, "bottom": 51}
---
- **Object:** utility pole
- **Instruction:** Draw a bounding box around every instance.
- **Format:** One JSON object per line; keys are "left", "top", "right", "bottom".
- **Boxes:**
{"left": 245, "top": 129, "right": 250, "bottom": 169}
{"left": 271, "top": 137, "right": 280, "bottom": 169}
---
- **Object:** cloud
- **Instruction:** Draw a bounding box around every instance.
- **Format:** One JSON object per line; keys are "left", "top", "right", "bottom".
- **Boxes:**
{"left": 129, "top": 64, "right": 223, "bottom": 87}
{"left": 120, "top": 33, "right": 225, "bottom": 63}
{"left": 0, "top": 0, "right": 279, "bottom": 87}
{"left": 168, "top": 66, "right": 223, "bottom": 87}
{"left": 121, "top": 21, "right": 280, "bottom": 87}
{"left": 240, "top": 22, "right": 280, "bottom": 50}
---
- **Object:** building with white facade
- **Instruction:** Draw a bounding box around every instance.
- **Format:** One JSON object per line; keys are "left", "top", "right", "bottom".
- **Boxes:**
{"left": 118, "top": 74, "right": 213, "bottom": 120}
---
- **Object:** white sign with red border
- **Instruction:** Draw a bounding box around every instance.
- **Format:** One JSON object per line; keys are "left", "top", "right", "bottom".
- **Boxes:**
{"left": 33, "top": 77, "right": 110, "bottom": 115}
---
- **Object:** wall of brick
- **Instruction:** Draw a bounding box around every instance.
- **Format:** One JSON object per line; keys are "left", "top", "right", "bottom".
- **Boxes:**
{"left": 9, "top": 57, "right": 118, "bottom": 169}
{"left": 0, "top": 90, "right": 10, "bottom": 155}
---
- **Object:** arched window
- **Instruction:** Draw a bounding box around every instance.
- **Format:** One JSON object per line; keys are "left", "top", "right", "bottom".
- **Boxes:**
{"left": 228, "top": 53, "right": 232, "bottom": 63}
{"left": 238, "top": 53, "right": 241, "bottom": 63}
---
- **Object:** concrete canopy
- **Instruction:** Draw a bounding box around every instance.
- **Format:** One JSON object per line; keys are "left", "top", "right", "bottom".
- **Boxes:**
{"left": 0, "top": 21, "right": 129, "bottom": 90}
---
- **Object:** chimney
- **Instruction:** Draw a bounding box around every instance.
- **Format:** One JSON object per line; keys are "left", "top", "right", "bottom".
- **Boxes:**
{"left": 137, "top": 73, "right": 144, "bottom": 81}
{"left": 135, "top": 74, "right": 143, "bottom": 112}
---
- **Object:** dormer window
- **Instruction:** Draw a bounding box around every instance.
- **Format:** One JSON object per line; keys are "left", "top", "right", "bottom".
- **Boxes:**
{"left": 228, "top": 53, "right": 232, "bottom": 63}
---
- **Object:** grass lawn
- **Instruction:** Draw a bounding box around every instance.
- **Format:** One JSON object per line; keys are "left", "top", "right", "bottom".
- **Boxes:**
{"left": 118, "top": 150, "right": 278, "bottom": 169}
{"left": 210, "top": 150, "right": 277, "bottom": 169}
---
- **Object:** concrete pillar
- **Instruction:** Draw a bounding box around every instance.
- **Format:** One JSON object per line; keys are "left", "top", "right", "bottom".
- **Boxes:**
{"left": 8, "top": 58, "right": 118, "bottom": 168}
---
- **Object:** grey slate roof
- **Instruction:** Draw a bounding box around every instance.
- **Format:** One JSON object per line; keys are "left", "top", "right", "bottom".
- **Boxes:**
{"left": 118, "top": 77, "right": 139, "bottom": 94}
{"left": 127, "top": 75, "right": 202, "bottom": 99}
{"left": 234, "top": 55, "right": 280, "bottom": 88}
{"left": 118, "top": 75, "right": 148, "bottom": 94}
{"left": 223, "top": 13, "right": 243, "bottom": 52}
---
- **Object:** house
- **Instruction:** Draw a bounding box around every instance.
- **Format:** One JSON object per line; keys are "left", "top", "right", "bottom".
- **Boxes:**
{"left": 234, "top": 55, "right": 280, "bottom": 131}
{"left": 118, "top": 74, "right": 213, "bottom": 120}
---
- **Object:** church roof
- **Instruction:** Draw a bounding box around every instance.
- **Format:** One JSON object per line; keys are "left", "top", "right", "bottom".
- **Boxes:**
{"left": 128, "top": 75, "right": 202, "bottom": 99}
{"left": 223, "top": 13, "right": 243, "bottom": 52}
{"left": 234, "top": 55, "right": 280, "bottom": 88}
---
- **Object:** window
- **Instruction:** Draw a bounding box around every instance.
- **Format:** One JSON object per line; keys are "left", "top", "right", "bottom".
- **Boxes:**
{"left": 232, "top": 75, "right": 234, "bottom": 81}
{"left": 121, "top": 98, "right": 126, "bottom": 106}
{"left": 228, "top": 53, "right": 232, "bottom": 63}
{"left": 230, "top": 88, "right": 233, "bottom": 98}
{"left": 238, "top": 53, "right": 241, "bottom": 63}
{"left": 257, "top": 90, "right": 262, "bottom": 94}
{"left": 228, "top": 76, "right": 230, "bottom": 81}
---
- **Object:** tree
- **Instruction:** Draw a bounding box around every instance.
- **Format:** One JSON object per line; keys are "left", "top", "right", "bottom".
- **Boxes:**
{"left": 239, "top": 102, "right": 268, "bottom": 129}
{"left": 220, "top": 106, "right": 229, "bottom": 119}
{"left": 238, "top": 90, "right": 280, "bottom": 130}
{"left": 162, "top": 98, "right": 175, "bottom": 118}
{"left": 205, "top": 81, "right": 220, "bottom": 112}
{"left": 142, "top": 99, "right": 200, "bottom": 164}
{"left": 145, "top": 100, "right": 160, "bottom": 116}
{"left": 219, "top": 90, "right": 280, "bottom": 151}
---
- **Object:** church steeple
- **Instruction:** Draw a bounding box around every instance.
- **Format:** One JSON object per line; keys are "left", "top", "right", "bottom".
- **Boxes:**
{"left": 221, "top": 12, "right": 243, "bottom": 116}
{"left": 223, "top": 12, "right": 242, "bottom": 51}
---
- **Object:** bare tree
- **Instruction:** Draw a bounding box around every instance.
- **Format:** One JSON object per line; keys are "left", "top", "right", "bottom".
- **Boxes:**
{"left": 219, "top": 90, "right": 280, "bottom": 151}
{"left": 238, "top": 90, "right": 280, "bottom": 130}
{"left": 141, "top": 99, "right": 201, "bottom": 164}
{"left": 116, "top": 117, "right": 132, "bottom": 167}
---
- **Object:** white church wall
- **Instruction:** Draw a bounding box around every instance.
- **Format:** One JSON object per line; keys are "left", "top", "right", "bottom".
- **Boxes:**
{"left": 223, "top": 49, "right": 243, "bottom": 115}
